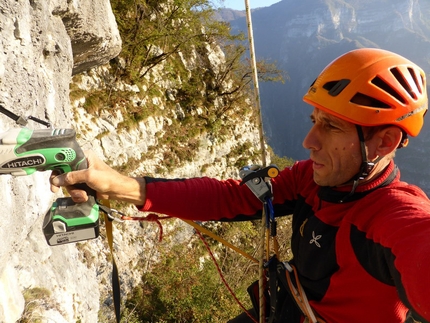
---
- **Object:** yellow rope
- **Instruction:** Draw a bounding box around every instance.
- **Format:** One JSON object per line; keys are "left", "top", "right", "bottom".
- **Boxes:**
{"left": 181, "top": 219, "right": 259, "bottom": 263}
{"left": 99, "top": 199, "right": 121, "bottom": 323}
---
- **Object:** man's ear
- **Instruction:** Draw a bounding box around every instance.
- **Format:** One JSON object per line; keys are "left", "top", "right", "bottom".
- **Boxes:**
{"left": 371, "top": 126, "right": 403, "bottom": 159}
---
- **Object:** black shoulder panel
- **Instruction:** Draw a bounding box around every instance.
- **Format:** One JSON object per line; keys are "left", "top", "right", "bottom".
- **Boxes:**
{"left": 350, "top": 224, "right": 396, "bottom": 286}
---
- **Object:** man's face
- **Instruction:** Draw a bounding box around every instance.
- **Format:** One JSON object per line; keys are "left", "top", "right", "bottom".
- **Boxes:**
{"left": 302, "top": 108, "right": 363, "bottom": 187}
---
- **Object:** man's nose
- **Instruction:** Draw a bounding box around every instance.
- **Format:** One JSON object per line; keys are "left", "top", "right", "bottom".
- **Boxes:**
{"left": 302, "top": 125, "right": 320, "bottom": 151}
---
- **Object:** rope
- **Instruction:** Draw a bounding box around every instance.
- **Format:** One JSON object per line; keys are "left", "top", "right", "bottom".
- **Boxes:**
{"left": 259, "top": 208, "right": 267, "bottom": 322}
{"left": 119, "top": 213, "right": 259, "bottom": 264}
{"left": 242, "top": 3, "right": 268, "bottom": 315}
{"left": 99, "top": 200, "right": 121, "bottom": 323}
{"left": 119, "top": 213, "right": 259, "bottom": 321}
{"left": 182, "top": 219, "right": 259, "bottom": 263}
{"left": 244, "top": 0, "right": 267, "bottom": 167}
{"left": 242, "top": 2, "right": 269, "bottom": 318}
{"left": 284, "top": 263, "right": 325, "bottom": 323}
{"left": 115, "top": 210, "right": 321, "bottom": 323}
{"left": 121, "top": 213, "right": 171, "bottom": 242}
{"left": 194, "top": 229, "right": 258, "bottom": 323}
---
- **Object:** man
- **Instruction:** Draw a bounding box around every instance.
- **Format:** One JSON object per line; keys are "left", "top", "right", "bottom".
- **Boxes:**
{"left": 51, "top": 48, "right": 430, "bottom": 322}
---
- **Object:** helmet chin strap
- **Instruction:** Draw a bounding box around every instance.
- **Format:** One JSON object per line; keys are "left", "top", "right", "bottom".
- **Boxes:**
{"left": 339, "top": 125, "right": 382, "bottom": 203}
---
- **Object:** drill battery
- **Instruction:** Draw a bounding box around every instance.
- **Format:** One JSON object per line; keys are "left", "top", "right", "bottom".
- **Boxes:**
{"left": 42, "top": 196, "right": 100, "bottom": 246}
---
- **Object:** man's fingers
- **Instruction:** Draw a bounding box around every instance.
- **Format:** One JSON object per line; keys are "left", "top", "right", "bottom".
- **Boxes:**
{"left": 66, "top": 186, "right": 89, "bottom": 203}
{"left": 50, "top": 173, "right": 60, "bottom": 193}
{"left": 49, "top": 171, "right": 61, "bottom": 193}
{"left": 50, "top": 171, "right": 90, "bottom": 202}
{"left": 51, "top": 170, "right": 86, "bottom": 187}
{"left": 50, "top": 173, "right": 66, "bottom": 187}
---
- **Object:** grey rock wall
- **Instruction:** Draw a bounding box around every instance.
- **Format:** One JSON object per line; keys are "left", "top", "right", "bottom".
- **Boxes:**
{"left": 0, "top": 1, "right": 121, "bottom": 322}
{"left": 0, "top": 0, "right": 265, "bottom": 321}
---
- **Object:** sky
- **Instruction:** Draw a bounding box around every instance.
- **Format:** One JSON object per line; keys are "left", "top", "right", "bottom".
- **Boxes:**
{"left": 219, "top": 0, "right": 281, "bottom": 11}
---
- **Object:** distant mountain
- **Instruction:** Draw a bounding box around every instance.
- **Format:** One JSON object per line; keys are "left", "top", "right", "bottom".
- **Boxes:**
{"left": 213, "top": 8, "right": 246, "bottom": 22}
{"left": 221, "top": 0, "right": 430, "bottom": 194}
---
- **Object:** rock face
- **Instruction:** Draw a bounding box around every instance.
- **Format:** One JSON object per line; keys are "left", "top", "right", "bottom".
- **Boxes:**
{"left": 60, "top": 1, "right": 122, "bottom": 75}
{"left": 0, "top": 1, "right": 121, "bottom": 322}
{"left": 0, "top": 1, "right": 263, "bottom": 322}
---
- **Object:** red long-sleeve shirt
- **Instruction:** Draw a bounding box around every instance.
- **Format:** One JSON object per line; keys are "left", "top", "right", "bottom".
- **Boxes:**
{"left": 141, "top": 160, "right": 430, "bottom": 322}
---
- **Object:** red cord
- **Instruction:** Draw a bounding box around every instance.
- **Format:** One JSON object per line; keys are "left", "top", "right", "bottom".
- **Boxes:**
{"left": 195, "top": 229, "right": 259, "bottom": 323}
{"left": 121, "top": 213, "right": 171, "bottom": 242}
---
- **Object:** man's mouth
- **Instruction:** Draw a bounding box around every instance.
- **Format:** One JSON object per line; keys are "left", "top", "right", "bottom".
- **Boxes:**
{"left": 312, "top": 159, "right": 324, "bottom": 169}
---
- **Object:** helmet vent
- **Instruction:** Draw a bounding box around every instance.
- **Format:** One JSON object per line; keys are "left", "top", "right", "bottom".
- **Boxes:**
{"left": 390, "top": 67, "right": 418, "bottom": 99}
{"left": 407, "top": 67, "right": 423, "bottom": 95}
{"left": 323, "top": 79, "right": 351, "bottom": 96}
{"left": 371, "top": 75, "right": 406, "bottom": 104}
{"left": 350, "top": 92, "right": 391, "bottom": 109}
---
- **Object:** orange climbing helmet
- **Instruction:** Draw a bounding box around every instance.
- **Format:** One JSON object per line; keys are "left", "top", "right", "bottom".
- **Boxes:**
{"left": 303, "top": 48, "right": 428, "bottom": 137}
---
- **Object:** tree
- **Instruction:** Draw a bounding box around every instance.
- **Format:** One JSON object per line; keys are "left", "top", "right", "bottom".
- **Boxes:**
{"left": 111, "top": 0, "right": 233, "bottom": 80}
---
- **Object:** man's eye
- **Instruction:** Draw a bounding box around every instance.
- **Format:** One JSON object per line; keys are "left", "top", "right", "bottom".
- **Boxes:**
{"left": 325, "top": 123, "right": 338, "bottom": 130}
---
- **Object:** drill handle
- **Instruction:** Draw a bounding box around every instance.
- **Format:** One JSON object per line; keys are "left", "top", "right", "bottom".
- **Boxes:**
{"left": 66, "top": 156, "right": 98, "bottom": 200}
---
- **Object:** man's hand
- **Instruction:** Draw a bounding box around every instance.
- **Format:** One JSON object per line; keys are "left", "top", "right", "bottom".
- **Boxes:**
{"left": 50, "top": 150, "right": 146, "bottom": 205}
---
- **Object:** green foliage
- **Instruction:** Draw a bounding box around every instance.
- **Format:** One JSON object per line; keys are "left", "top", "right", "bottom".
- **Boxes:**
{"left": 121, "top": 222, "right": 255, "bottom": 322}
{"left": 82, "top": 90, "right": 109, "bottom": 115}
{"left": 111, "top": 0, "right": 232, "bottom": 81}
{"left": 226, "top": 140, "right": 260, "bottom": 168}
{"left": 121, "top": 219, "right": 293, "bottom": 322}
{"left": 65, "top": 0, "right": 249, "bottom": 168}
{"left": 270, "top": 152, "right": 295, "bottom": 171}
{"left": 69, "top": 0, "right": 285, "bottom": 170}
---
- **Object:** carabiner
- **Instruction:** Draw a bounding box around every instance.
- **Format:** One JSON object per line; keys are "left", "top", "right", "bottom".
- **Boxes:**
{"left": 98, "top": 202, "right": 125, "bottom": 223}
{"left": 106, "top": 208, "right": 125, "bottom": 223}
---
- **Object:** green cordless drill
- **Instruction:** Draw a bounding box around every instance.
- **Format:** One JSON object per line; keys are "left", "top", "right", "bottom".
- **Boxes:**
{"left": 0, "top": 127, "right": 100, "bottom": 246}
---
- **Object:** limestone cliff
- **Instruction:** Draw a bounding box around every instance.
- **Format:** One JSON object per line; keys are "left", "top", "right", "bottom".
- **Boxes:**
{"left": 0, "top": 0, "right": 118, "bottom": 322}
{"left": 0, "top": 1, "right": 262, "bottom": 322}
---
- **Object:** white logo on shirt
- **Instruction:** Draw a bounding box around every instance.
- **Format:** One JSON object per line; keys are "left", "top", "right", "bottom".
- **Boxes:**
{"left": 309, "top": 231, "right": 322, "bottom": 248}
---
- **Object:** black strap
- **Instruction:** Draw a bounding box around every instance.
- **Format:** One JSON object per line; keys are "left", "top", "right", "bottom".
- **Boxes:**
{"left": 318, "top": 165, "right": 398, "bottom": 203}
{"left": 105, "top": 213, "right": 121, "bottom": 323}
{"left": 0, "top": 104, "right": 26, "bottom": 125}
{"left": 268, "top": 257, "right": 278, "bottom": 323}
{"left": 266, "top": 256, "right": 303, "bottom": 323}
